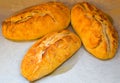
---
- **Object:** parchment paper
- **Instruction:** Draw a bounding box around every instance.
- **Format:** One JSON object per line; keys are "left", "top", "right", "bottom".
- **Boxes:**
{"left": 0, "top": 0, "right": 120, "bottom": 83}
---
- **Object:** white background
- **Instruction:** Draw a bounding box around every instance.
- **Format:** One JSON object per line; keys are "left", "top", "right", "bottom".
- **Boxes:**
{"left": 0, "top": 0, "right": 120, "bottom": 83}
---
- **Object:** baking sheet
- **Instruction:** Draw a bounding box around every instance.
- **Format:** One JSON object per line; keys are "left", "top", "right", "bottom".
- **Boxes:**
{"left": 0, "top": 0, "right": 120, "bottom": 83}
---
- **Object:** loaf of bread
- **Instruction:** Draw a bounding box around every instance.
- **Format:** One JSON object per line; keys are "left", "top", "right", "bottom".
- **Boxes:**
{"left": 21, "top": 30, "right": 81, "bottom": 81}
{"left": 2, "top": 2, "right": 70, "bottom": 41}
{"left": 71, "top": 2, "right": 118, "bottom": 60}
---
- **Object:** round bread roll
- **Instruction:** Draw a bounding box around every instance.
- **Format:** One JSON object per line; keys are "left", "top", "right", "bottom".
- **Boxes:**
{"left": 2, "top": 2, "right": 70, "bottom": 41}
{"left": 21, "top": 30, "right": 81, "bottom": 81}
{"left": 71, "top": 2, "right": 118, "bottom": 60}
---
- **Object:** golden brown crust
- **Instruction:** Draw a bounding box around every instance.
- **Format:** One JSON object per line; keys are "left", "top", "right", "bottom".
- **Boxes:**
{"left": 71, "top": 2, "right": 118, "bottom": 60}
{"left": 2, "top": 2, "right": 70, "bottom": 41}
{"left": 21, "top": 30, "right": 81, "bottom": 81}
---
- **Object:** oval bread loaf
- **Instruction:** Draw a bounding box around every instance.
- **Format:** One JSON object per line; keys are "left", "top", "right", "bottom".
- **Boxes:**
{"left": 71, "top": 2, "right": 118, "bottom": 60}
{"left": 2, "top": 2, "right": 70, "bottom": 41}
{"left": 21, "top": 30, "right": 81, "bottom": 81}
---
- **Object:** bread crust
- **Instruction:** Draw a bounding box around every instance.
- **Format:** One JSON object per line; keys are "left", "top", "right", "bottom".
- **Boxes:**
{"left": 2, "top": 2, "right": 70, "bottom": 41}
{"left": 71, "top": 2, "right": 118, "bottom": 60}
{"left": 21, "top": 30, "right": 81, "bottom": 81}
